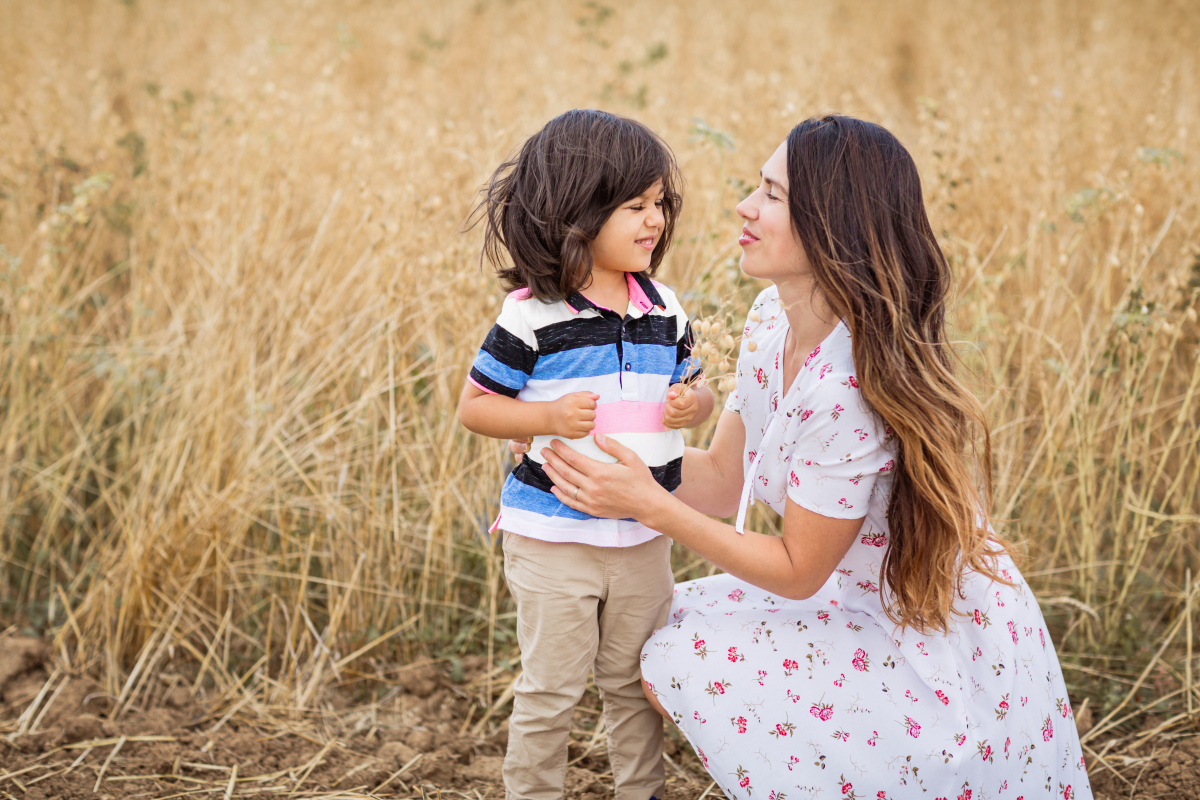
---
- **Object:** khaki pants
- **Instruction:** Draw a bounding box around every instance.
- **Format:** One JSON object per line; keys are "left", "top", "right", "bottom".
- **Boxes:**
{"left": 501, "top": 532, "right": 674, "bottom": 800}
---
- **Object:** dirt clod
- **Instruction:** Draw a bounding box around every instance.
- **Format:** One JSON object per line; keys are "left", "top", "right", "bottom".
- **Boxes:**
{"left": 0, "top": 637, "right": 49, "bottom": 691}
{"left": 462, "top": 754, "right": 504, "bottom": 782}
{"left": 63, "top": 712, "right": 106, "bottom": 742}
{"left": 404, "top": 726, "right": 436, "bottom": 752}
{"left": 398, "top": 664, "right": 441, "bottom": 698}
{"left": 376, "top": 739, "right": 419, "bottom": 768}
{"left": 411, "top": 747, "right": 458, "bottom": 784}
{"left": 163, "top": 685, "right": 191, "bottom": 708}
{"left": 566, "top": 765, "right": 606, "bottom": 795}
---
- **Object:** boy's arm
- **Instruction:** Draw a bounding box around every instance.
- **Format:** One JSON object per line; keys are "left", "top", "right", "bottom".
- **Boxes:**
{"left": 459, "top": 382, "right": 598, "bottom": 440}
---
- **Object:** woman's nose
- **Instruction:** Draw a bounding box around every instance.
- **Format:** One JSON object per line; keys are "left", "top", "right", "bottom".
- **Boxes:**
{"left": 735, "top": 196, "right": 754, "bottom": 220}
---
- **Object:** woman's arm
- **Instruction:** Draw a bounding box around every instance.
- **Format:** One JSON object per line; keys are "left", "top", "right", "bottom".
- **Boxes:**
{"left": 541, "top": 436, "right": 862, "bottom": 600}
{"left": 672, "top": 409, "right": 746, "bottom": 517}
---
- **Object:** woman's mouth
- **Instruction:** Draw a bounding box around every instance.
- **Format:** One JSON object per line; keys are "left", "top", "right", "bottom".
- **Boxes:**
{"left": 738, "top": 227, "right": 759, "bottom": 246}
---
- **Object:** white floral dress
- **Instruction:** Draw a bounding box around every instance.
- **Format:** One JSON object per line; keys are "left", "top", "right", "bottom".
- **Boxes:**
{"left": 641, "top": 287, "right": 1092, "bottom": 799}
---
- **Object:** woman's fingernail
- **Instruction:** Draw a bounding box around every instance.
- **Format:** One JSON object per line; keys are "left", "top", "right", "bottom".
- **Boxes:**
{"left": 596, "top": 434, "right": 606, "bottom": 445}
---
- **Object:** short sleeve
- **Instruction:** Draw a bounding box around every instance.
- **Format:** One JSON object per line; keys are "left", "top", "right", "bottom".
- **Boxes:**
{"left": 656, "top": 284, "right": 702, "bottom": 387}
{"left": 670, "top": 317, "right": 702, "bottom": 385}
{"left": 723, "top": 385, "right": 741, "bottom": 414}
{"left": 723, "top": 290, "right": 775, "bottom": 414}
{"left": 785, "top": 381, "right": 893, "bottom": 519}
{"left": 468, "top": 296, "right": 538, "bottom": 398}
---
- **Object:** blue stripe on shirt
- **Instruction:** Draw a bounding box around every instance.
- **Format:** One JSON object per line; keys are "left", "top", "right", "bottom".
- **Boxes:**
{"left": 671, "top": 354, "right": 703, "bottom": 384}
{"left": 501, "top": 474, "right": 593, "bottom": 520}
{"left": 471, "top": 350, "right": 533, "bottom": 392}
{"left": 534, "top": 342, "right": 677, "bottom": 379}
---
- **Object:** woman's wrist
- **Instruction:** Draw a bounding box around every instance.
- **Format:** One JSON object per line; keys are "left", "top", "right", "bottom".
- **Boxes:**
{"left": 639, "top": 485, "right": 682, "bottom": 535}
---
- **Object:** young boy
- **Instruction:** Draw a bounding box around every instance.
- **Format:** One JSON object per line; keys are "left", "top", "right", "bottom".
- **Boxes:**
{"left": 459, "top": 110, "right": 713, "bottom": 800}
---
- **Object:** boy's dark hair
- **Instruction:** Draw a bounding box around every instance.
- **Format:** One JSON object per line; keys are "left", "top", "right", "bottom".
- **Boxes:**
{"left": 475, "top": 109, "right": 682, "bottom": 302}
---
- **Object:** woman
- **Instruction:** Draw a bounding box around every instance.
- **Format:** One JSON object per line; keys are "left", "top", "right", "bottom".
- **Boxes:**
{"left": 526, "top": 116, "right": 1092, "bottom": 798}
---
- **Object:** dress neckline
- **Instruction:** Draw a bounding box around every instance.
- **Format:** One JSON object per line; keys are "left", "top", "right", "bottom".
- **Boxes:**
{"left": 768, "top": 317, "right": 846, "bottom": 404}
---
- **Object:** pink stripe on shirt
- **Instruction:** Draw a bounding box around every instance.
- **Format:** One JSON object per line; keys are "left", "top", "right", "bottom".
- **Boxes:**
{"left": 467, "top": 374, "right": 498, "bottom": 394}
{"left": 593, "top": 401, "right": 668, "bottom": 435}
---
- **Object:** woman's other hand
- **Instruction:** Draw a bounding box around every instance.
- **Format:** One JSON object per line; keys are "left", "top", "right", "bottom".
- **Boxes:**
{"left": 541, "top": 435, "right": 667, "bottom": 523}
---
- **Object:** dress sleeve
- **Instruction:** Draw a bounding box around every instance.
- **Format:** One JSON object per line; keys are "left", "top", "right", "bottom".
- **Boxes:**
{"left": 467, "top": 295, "right": 538, "bottom": 398}
{"left": 723, "top": 291, "right": 774, "bottom": 414}
{"left": 723, "top": 385, "right": 741, "bottom": 414}
{"left": 785, "top": 379, "right": 893, "bottom": 519}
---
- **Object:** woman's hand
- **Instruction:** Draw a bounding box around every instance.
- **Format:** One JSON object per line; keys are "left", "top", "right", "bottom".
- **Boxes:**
{"left": 540, "top": 435, "right": 670, "bottom": 522}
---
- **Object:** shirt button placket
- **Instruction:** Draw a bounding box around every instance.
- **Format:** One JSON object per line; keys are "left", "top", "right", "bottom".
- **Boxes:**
{"left": 620, "top": 321, "right": 638, "bottom": 400}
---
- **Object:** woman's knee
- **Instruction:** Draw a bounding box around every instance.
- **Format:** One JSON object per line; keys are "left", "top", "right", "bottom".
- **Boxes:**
{"left": 641, "top": 676, "right": 669, "bottom": 718}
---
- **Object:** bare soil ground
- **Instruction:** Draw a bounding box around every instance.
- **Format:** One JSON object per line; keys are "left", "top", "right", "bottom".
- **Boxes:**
{"left": 1, "top": 636, "right": 1196, "bottom": 799}
{"left": 0, "top": 637, "right": 706, "bottom": 799}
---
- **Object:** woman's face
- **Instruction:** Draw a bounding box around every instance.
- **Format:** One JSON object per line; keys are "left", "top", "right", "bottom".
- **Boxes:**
{"left": 735, "top": 141, "right": 811, "bottom": 281}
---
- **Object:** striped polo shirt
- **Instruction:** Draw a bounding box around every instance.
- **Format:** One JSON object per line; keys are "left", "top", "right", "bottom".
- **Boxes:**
{"left": 469, "top": 271, "right": 700, "bottom": 547}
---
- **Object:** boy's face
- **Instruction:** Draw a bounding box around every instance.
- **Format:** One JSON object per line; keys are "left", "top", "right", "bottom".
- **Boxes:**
{"left": 590, "top": 179, "right": 666, "bottom": 276}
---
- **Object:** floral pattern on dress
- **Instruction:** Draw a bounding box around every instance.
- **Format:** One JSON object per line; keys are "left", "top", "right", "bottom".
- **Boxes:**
{"left": 644, "top": 287, "right": 1092, "bottom": 799}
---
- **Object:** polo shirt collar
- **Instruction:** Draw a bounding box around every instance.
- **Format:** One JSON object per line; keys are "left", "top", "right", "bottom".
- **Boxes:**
{"left": 563, "top": 272, "right": 666, "bottom": 316}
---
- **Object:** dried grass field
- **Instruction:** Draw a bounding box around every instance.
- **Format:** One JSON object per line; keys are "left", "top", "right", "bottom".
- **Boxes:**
{"left": 1, "top": 0, "right": 1199, "bottom": 796}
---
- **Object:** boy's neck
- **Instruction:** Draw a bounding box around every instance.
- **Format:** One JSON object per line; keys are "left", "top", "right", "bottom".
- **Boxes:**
{"left": 580, "top": 267, "right": 632, "bottom": 314}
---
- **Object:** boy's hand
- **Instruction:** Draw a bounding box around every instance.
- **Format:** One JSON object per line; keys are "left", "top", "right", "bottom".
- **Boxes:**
{"left": 509, "top": 437, "right": 532, "bottom": 461}
{"left": 663, "top": 384, "right": 700, "bottom": 429}
{"left": 550, "top": 392, "right": 599, "bottom": 439}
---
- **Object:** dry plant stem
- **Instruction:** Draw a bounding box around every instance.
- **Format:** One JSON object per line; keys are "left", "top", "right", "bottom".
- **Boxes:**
{"left": 12, "top": 666, "right": 61, "bottom": 737}
{"left": 1082, "top": 582, "right": 1196, "bottom": 743}
{"left": 469, "top": 669, "right": 521, "bottom": 737}
{"left": 374, "top": 754, "right": 423, "bottom": 794}
{"left": 223, "top": 763, "right": 238, "bottom": 800}
{"left": 26, "top": 674, "right": 69, "bottom": 734}
{"left": 93, "top": 735, "right": 127, "bottom": 793}
{"left": 1186, "top": 567, "right": 1197, "bottom": 716}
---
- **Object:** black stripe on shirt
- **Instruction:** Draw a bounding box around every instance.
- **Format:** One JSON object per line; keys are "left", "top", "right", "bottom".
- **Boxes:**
{"left": 482, "top": 323, "right": 539, "bottom": 375}
{"left": 537, "top": 314, "right": 676, "bottom": 355}
{"left": 468, "top": 367, "right": 521, "bottom": 398}
{"left": 676, "top": 330, "right": 694, "bottom": 367}
{"left": 514, "top": 454, "right": 683, "bottom": 494}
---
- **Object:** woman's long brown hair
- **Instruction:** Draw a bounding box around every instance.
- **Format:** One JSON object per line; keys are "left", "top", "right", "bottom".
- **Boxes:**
{"left": 785, "top": 115, "right": 1008, "bottom": 633}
